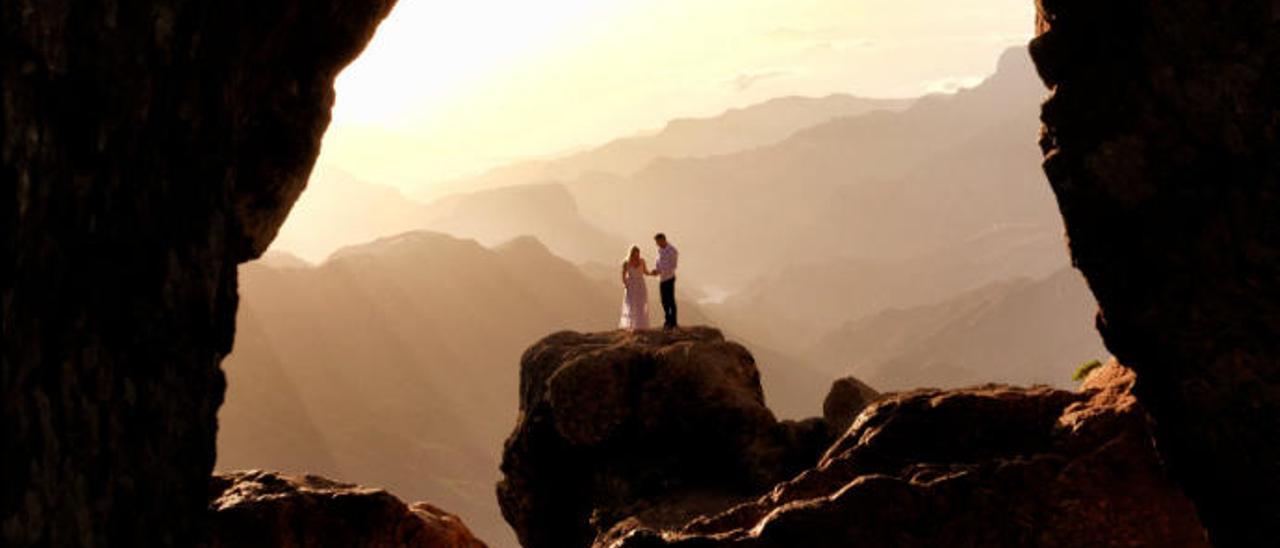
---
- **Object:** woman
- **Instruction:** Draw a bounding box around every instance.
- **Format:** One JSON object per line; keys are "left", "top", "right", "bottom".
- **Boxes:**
{"left": 619, "top": 246, "right": 651, "bottom": 330}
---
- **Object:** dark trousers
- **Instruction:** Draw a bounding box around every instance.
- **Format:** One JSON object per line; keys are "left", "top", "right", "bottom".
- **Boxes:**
{"left": 659, "top": 278, "right": 677, "bottom": 328}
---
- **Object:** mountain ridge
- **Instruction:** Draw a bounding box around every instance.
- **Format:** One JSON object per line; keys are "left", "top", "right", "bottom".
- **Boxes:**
{"left": 221, "top": 230, "right": 827, "bottom": 547}
{"left": 427, "top": 93, "right": 915, "bottom": 197}
{"left": 807, "top": 266, "right": 1107, "bottom": 391}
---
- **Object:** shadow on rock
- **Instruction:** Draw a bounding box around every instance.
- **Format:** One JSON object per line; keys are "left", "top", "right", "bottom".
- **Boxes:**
{"left": 499, "top": 327, "right": 1207, "bottom": 548}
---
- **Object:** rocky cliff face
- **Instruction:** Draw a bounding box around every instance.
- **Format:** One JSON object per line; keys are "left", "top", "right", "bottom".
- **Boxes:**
{"left": 209, "top": 471, "right": 486, "bottom": 548}
{"left": 499, "top": 332, "right": 1206, "bottom": 547}
{"left": 1, "top": 2, "right": 394, "bottom": 545}
{"left": 497, "top": 328, "right": 840, "bottom": 548}
{"left": 1032, "top": 2, "right": 1280, "bottom": 544}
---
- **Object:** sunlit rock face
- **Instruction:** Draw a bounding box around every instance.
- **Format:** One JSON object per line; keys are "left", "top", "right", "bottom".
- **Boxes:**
{"left": 209, "top": 471, "right": 487, "bottom": 548}
{"left": 499, "top": 332, "right": 1205, "bottom": 548}
{"left": 1032, "top": 2, "right": 1280, "bottom": 543}
{"left": 1, "top": 2, "right": 394, "bottom": 544}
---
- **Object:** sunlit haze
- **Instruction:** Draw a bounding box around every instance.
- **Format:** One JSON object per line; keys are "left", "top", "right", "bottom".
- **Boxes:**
{"left": 317, "top": 0, "right": 1034, "bottom": 196}
{"left": 15, "top": 0, "right": 1256, "bottom": 546}
{"left": 231, "top": 4, "right": 1114, "bottom": 546}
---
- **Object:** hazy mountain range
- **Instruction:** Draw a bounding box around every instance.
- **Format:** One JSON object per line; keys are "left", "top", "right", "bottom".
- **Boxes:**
{"left": 427, "top": 94, "right": 914, "bottom": 197}
{"left": 222, "top": 233, "right": 612, "bottom": 547}
{"left": 232, "top": 46, "right": 1109, "bottom": 546}
{"left": 415, "top": 184, "right": 625, "bottom": 265}
{"left": 806, "top": 266, "right": 1107, "bottom": 391}
{"left": 274, "top": 93, "right": 912, "bottom": 264}
{"left": 270, "top": 170, "right": 623, "bottom": 265}
{"left": 219, "top": 232, "right": 825, "bottom": 547}
{"left": 559, "top": 47, "right": 1057, "bottom": 293}
{"left": 708, "top": 221, "right": 1070, "bottom": 355}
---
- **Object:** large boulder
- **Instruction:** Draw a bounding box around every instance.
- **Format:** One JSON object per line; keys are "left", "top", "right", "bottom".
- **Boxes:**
{"left": 611, "top": 360, "right": 1205, "bottom": 547}
{"left": 208, "top": 471, "right": 486, "bottom": 548}
{"left": 2, "top": 2, "right": 394, "bottom": 545}
{"left": 1032, "top": 1, "right": 1280, "bottom": 543}
{"left": 497, "top": 328, "right": 833, "bottom": 548}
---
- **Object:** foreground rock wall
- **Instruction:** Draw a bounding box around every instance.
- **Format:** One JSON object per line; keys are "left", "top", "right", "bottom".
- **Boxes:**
{"left": 1, "top": 2, "right": 394, "bottom": 544}
{"left": 1032, "top": 2, "right": 1280, "bottom": 543}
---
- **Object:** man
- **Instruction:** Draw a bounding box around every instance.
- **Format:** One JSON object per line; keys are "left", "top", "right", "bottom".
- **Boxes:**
{"left": 650, "top": 233, "right": 679, "bottom": 329}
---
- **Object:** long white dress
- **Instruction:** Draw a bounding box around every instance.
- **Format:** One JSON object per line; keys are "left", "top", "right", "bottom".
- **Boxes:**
{"left": 619, "top": 262, "right": 650, "bottom": 330}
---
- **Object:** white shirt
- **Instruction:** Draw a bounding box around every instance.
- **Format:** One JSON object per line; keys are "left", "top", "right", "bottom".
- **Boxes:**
{"left": 655, "top": 244, "right": 678, "bottom": 281}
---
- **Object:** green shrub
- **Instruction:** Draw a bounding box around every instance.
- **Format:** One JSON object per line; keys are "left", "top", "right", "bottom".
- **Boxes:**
{"left": 1072, "top": 359, "right": 1104, "bottom": 382}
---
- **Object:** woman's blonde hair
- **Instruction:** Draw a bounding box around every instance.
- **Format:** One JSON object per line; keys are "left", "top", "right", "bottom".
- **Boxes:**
{"left": 625, "top": 245, "right": 641, "bottom": 263}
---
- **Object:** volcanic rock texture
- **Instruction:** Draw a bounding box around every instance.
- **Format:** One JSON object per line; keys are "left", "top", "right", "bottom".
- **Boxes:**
{"left": 1033, "top": 1, "right": 1280, "bottom": 543}
{"left": 2, "top": 2, "right": 395, "bottom": 544}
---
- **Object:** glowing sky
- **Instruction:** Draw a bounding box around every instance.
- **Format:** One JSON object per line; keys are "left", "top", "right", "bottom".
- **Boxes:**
{"left": 316, "top": 0, "right": 1035, "bottom": 197}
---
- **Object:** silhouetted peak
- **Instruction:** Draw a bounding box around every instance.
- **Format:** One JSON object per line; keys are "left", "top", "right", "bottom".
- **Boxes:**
{"left": 326, "top": 231, "right": 485, "bottom": 265}
{"left": 996, "top": 45, "right": 1034, "bottom": 77}
{"left": 659, "top": 93, "right": 909, "bottom": 133}
{"left": 258, "top": 250, "right": 313, "bottom": 270}
{"left": 438, "top": 182, "right": 580, "bottom": 216}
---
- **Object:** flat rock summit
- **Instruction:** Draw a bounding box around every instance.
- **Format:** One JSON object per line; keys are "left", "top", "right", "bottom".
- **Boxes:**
{"left": 498, "top": 328, "right": 836, "bottom": 548}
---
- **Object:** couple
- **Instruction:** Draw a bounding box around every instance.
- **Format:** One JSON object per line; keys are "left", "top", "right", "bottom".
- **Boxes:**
{"left": 619, "top": 233, "right": 679, "bottom": 330}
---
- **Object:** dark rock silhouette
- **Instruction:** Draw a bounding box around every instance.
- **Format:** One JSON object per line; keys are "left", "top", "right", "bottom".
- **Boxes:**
{"left": 821, "top": 376, "right": 879, "bottom": 435}
{"left": 209, "top": 471, "right": 486, "bottom": 548}
{"left": 7, "top": 0, "right": 1278, "bottom": 545}
{"left": 499, "top": 333, "right": 1205, "bottom": 547}
{"left": 613, "top": 360, "right": 1205, "bottom": 547}
{"left": 2, "top": 1, "right": 395, "bottom": 545}
{"left": 497, "top": 328, "right": 833, "bottom": 548}
{"left": 1032, "top": 2, "right": 1280, "bottom": 543}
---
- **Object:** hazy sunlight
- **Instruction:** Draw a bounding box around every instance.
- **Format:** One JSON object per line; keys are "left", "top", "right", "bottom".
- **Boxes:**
{"left": 316, "top": 0, "right": 1034, "bottom": 196}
